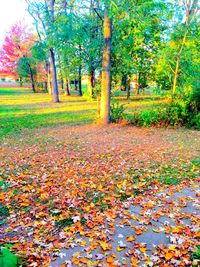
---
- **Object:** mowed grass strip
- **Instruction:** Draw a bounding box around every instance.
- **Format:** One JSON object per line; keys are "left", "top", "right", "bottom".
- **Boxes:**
{"left": 0, "top": 88, "right": 97, "bottom": 140}
{"left": 0, "top": 87, "right": 167, "bottom": 141}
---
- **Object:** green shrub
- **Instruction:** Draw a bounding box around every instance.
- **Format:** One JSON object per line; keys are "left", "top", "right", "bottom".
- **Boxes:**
{"left": 191, "top": 113, "right": 200, "bottom": 130}
{"left": 110, "top": 100, "right": 126, "bottom": 122}
{"left": 0, "top": 247, "right": 18, "bottom": 267}
{"left": 137, "top": 109, "right": 163, "bottom": 126}
{"left": 167, "top": 98, "right": 188, "bottom": 126}
{"left": 125, "top": 106, "right": 168, "bottom": 127}
{"left": 0, "top": 206, "right": 10, "bottom": 217}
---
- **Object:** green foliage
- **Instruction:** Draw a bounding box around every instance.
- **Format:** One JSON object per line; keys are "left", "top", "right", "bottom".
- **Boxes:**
{"left": 124, "top": 90, "right": 200, "bottom": 128}
{"left": 55, "top": 218, "right": 74, "bottom": 228}
{"left": 191, "top": 113, "right": 200, "bottom": 130}
{"left": 110, "top": 100, "right": 126, "bottom": 122}
{"left": 0, "top": 206, "right": 10, "bottom": 217}
{"left": 125, "top": 106, "right": 168, "bottom": 127}
{"left": 191, "top": 246, "right": 200, "bottom": 260}
{"left": 0, "top": 247, "right": 18, "bottom": 267}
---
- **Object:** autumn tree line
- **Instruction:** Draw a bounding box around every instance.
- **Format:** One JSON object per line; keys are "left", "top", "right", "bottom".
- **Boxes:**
{"left": 0, "top": 0, "right": 199, "bottom": 124}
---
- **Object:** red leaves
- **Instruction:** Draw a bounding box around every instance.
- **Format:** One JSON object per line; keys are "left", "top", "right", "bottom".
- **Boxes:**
{"left": 0, "top": 21, "right": 36, "bottom": 78}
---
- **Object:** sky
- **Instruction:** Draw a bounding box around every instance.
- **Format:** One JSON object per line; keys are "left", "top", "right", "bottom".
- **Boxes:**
{"left": 0, "top": 0, "right": 33, "bottom": 45}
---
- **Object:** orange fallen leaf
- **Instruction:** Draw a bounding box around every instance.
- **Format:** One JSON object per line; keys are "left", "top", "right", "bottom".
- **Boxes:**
{"left": 126, "top": 236, "right": 135, "bottom": 242}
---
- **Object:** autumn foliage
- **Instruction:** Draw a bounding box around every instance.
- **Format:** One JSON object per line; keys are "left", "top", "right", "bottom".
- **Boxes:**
{"left": 0, "top": 21, "right": 35, "bottom": 79}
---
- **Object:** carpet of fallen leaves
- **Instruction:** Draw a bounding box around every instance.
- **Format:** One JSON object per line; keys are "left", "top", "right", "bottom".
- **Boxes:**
{"left": 0, "top": 125, "right": 199, "bottom": 267}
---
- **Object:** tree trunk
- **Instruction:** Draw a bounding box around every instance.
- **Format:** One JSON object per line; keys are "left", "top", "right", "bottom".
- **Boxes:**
{"left": 100, "top": 7, "right": 112, "bottom": 125}
{"left": 172, "top": 31, "right": 187, "bottom": 95}
{"left": 50, "top": 48, "right": 59, "bottom": 102}
{"left": 44, "top": 81, "right": 48, "bottom": 92}
{"left": 135, "top": 74, "right": 139, "bottom": 95}
{"left": 64, "top": 77, "right": 70, "bottom": 96}
{"left": 61, "top": 79, "right": 64, "bottom": 90}
{"left": 28, "top": 64, "right": 36, "bottom": 93}
{"left": 19, "top": 77, "right": 23, "bottom": 87}
{"left": 47, "top": 61, "right": 52, "bottom": 95}
{"left": 126, "top": 78, "right": 131, "bottom": 99}
{"left": 88, "top": 69, "right": 95, "bottom": 97}
{"left": 78, "top": 65, "right": 83, "bottom": 96}
{"left": 121, "top": 75, "right": 127, "bottom": 91}
{"left": 74, "top": 81, "right": 77, "bottom": 90}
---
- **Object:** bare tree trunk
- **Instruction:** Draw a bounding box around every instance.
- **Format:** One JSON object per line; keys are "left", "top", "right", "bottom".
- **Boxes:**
{"left": 78, "top": 65, "right": 83, "bottom": 96}
{"left": 50, "top": 48, "right": 59, "bottom": 102}
{"left": 100, "top": 6, "right": 112, "bottom": 124}
{"left": 126, "top": 78, "right": 131, "bottom": 100}
{"left": 61, "top": 79, "right": 64, "bottom": 90}
{"left": 19, "top": 77, "right": 23, "bottom": 87}
{"left": 64, "top": 77, "right": 70, "bottom": 96}
{"left": 88, "top": 69, "right": 95, "bottom": 97}
{"left": 44, "top": 81, "right": 48, "bottom": 92}
{"left": 28, "top": 64, "right": 36, "bottom": 93}
{"left": 172, "top": 0, "right": 198, "bottom": 95}
{"left": 49, "top": 0, "right": 59, "bottom": 102}
{"left": 172, "top": 31, "right": 187, "bottom": 95}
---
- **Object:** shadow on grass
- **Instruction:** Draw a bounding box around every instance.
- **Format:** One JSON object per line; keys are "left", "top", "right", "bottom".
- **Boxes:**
{"left": 0, "top": 109, "right": 96, "bottom": 141}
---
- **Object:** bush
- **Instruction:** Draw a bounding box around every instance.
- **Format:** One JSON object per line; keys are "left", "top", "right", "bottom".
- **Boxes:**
{"left": 137, "top": 109, "right": 166, "bottom": 127}
{"left": 191, "top": 113, "right": 200, "bottom": 130}
{"left": 110, "top": 100, "right": 126, "bottom": 122}
{"left": 167, "top": 98, "right": 188, "bottom": 126}
{"left": 124, "top": 106, "right": 168, "bottom": 127}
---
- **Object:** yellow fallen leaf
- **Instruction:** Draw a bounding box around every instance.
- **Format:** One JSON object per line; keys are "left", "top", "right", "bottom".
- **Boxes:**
{"left": 126, "top": 236, "right": 135, "bottom": 242}
{"left": 153, "top": 228, "right": 161, "bottom": 233}
{"left": 139, "top": 247, "right": 147, "bottom": 253}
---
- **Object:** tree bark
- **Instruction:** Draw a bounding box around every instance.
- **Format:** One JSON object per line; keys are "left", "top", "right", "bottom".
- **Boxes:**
{"left": 172, "top": 31, "right": 187, "bottom": 95}
{"left": 19, "top": 77, "right": 23, "bottom": 87}
{"left": 88, "top": 69, "right": 95, "bottom": 97}
{"left": 61, "top": 78, "right": 64, "bottom": 90}
{"left": 100, "top": 7, "right": 112, "bottom": 124}
{"left": 64, "top": 77, "right": 70, "bottom": 95}
{"left": 28, "top": 64, "right": 36, "bottom": 93}
{"left": 44, "top": 81, "right": 48, "bottom": 92}
{"left": 50, "top": 48, "right": 59, "bottom": 102}
{"left": 126, "top": 78, "right": 131, "bottom": 99}
{"left": 78, "top": 65, "right": 83, "bottom": 96}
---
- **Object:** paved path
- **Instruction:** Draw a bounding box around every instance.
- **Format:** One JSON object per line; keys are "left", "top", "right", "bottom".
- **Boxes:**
{"left": 50, "top": 181, "right": 200, "bottom": 267}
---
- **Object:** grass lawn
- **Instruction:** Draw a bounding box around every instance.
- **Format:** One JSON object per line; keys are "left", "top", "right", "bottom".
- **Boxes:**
{"left": 0, "top": 88, "right": 97, "bottom": 140}
{"left": 0, "top": 87, "right": 167, "bottom": 141}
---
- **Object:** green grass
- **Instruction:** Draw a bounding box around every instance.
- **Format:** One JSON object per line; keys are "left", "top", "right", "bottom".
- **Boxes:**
{"left": 0, "top": 88, "right": 97, "bottom": 141}
{"left": 0, "top": 87, "right": 166, "bottom": 142}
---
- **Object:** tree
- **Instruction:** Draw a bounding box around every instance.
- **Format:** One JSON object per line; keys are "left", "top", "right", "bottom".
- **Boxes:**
{"left": 0, "top": 21, "right": 37, "bottom": 92}
{"left": 100, "top": 5, "right": 112, "bottom": 124}
{"left": 172, "top": 0, "right": 199, "bottom": 95}
{"left": 25, "top": 0, "right": 60, "bottom": 102}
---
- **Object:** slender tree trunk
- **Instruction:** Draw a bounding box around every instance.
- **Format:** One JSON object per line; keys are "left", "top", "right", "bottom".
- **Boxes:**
{"left": 100, "top": 7, "right": 112, "bottom": 124}
{"left": 44, "top": 81, "right": 48, "bottom": 92}
{"left": 127, "top": 78, "right": 131, "bottom": 99}
{"left": 78, "top": 65, "right": 83, "bottom": 96}
{"left": 64, "top": 77, "right": 70, "bottom": 96}
{"left": 135, "top": 74, "right": 139, "bottom": 95}
{"left": 47, "top": 61, "right": 52, "bottom": 95}
{"left": 172, "top": 31, "right": 187, "bottom": 95}
{"left": 74, "top": 81, "right": 77, "bottom": 90}
{"left": 61, "top": 79, "right": 64, "bottom": 90}
{"left": 28, "top": 64, "right": 36, "bottom": 93}
{"left": 88, "top": 69, "right": 95, "bottom": 97}
{"left": 121, "top": 75, "right": 127, "bottom": 91}
{"left": 67, "top": 78, "right": 71, "bottom": 93}
{"left": 50, "top": 48, "right": 59, "bottom": 103}
{"left": 19, "top": 77, "right": 23, "bottom": 87}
